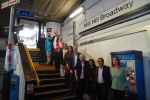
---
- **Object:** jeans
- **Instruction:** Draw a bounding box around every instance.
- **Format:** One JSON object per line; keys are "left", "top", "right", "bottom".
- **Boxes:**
{"left": 46, "top": 51, "right": 51, "bottom": 63}
{"left": 69, "top": 73, "right": 76, "bottom": 93}
{"left": 60, "top": 64, "right": 65, "bottom": 76}
{"left": 39, "top": 50, "right": 46, "bottom": 63}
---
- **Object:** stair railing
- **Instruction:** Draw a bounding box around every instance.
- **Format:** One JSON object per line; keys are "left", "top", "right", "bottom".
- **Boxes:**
{"left": 80, "top": 49, "right": 98, "bottom": 66}
{"left": 24, "top": 44, "right": 40, "bottom": 87}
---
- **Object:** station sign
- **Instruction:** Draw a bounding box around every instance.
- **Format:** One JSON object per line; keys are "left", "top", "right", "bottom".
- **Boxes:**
{"left": 1, "top": 2, "right": 9, "bottom": 9}
{"left": 1, "top": 0, "right": 20, "bottom": 9}
{"left": 1, "top": 0, "right": 34, "bottom": 9}
{"left": 16, "top": 9, "right": 34, "bottom": 18}
{"left": 78, "top": 0, "right": 150, "bottom": 34}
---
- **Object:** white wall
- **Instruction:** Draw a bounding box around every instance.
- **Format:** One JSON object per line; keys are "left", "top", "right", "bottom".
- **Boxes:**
{"left": 14, "top": 49, "right": 25, "bottom": 100}
{"left": 46, "top": 22, "right": 61, "bottom": 37}
{"left": 62, "top": 0, "right": 150, "bottom": 99}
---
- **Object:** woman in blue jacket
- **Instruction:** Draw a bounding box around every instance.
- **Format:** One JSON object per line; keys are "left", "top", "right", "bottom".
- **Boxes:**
{"left": 45, "top": 33, "right": 52, "bottom": 64}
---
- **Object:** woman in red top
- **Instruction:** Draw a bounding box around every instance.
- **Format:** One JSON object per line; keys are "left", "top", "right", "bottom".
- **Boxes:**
{"left": 54, "top": 36, "right": 63, "bottom": 69}
{"left": 63, "top": 46, "right": 73, "bottom": 87}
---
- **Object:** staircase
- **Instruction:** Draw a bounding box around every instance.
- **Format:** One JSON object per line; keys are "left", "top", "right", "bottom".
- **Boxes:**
{"left": 28, "top": 50, "right": 77, "bottom": 100}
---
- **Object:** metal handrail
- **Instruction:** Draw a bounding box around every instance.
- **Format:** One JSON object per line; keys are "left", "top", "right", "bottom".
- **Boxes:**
{"left": 81, "top": 49, "right": 98, "bottom": 66}
{"left": 24, "top": 44, "right": 40, "bottom": 87}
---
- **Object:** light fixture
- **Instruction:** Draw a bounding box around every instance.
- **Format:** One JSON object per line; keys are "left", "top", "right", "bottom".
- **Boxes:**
{"left": 69, "top": 7, "right": 83, "bottom": 18}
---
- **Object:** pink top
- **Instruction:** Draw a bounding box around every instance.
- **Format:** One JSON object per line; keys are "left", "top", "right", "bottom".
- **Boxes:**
{"left": 97, "top": 66, "right": 104, "bottom": 83}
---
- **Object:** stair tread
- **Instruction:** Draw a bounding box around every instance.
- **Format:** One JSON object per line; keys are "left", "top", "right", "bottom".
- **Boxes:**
{"left": 34, "top": 88, "right": 69, "bottom": 95}
{"left": 40, "top": 95, "right": 76, "bottom": 100}
{"left": 36, "top": 69, "right": 59, "bottom": 71}
{"left": 38, "top": 73, "right": 60, "bottom": 76}
{"left": 40, "top": 78, "right": 65, "bottom": 81}
{"left": 35, "top": 65, "right": 54, "bottom": 67}
{"left": 35, "top": 83, "right": 65, "bottom": 88}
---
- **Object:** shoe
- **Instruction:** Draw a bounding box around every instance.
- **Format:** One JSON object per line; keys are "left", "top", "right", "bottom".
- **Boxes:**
{"left": 43, "top": 63, "right": 45, "bottom": 65}
{"left": 40, "top": 63, "right": 43, "bottom": 65}
{"left": 72, "top": 92, "right": 76, "bottom": 96}
{"left": 67, "top": 92, "right": 72, "bottom": 96}
{"left": 62, "top": 76, "right": 65, "bottom": 79}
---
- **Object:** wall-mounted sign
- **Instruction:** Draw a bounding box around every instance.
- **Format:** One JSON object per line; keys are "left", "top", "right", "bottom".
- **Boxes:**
{"left": 16, "top": 9, "right": 34, "bottom": 18}
{"left": 1, "top": 0, "right": 20, "bottom": 9}
{"left": 27, "top": 84, "right": 34, "bottom": 94}
{"left": 47, "top": 28, "right": 52, "bottom": 32}
{"left": 1, "top": 0, "right": 34, "bottom": 9}
{"left": 79, "top": 0, "right": 150, "bottom": 34}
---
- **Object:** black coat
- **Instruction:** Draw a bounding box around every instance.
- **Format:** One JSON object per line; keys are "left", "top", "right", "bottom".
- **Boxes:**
{"left": 69, "top": 52, "right": 81, "bottom": 71}
{"left": 86, "top": 67, "right": 95, "bottom": 86}
{"left": 74, "top": 61, "right": 89, "bottom": 80}
{"left": 37, "top": 38, "right": 46, "bottom": 50}
{"left": 50, "top": 35, "right": 60, "bottom": 45}
{"left": 63, "top": 52, "right": 72, "bottom": 66}
{"left": 94, "top": 65, "right": 111, "bottom": 90}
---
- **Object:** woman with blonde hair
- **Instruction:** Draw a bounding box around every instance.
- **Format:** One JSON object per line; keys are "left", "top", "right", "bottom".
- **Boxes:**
{"left": 110, "top": 56, "right": 128, "bottom": 100}
{"left": 59, "top": 42, "right": 68, "bottom": 78}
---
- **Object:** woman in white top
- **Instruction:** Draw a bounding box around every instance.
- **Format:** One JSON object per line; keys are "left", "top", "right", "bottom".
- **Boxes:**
{"left": 59, "top": 42, "right": 68, "bottom": 78}
{"left": 54, "top": 36, "right": 63, "bottom": 69}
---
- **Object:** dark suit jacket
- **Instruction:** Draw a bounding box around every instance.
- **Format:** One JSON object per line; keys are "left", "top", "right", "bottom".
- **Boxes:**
{"left": 50, "top": 35, "right": 60, "bottom": 45}
{"left": 74, "top": 61, "right": 89, "bottom": 80}
{"left": 69, "top": 52, "right": 81, "bottom": 71}
{"left": 94, "top": 65, "right": 111, "bottom": 90}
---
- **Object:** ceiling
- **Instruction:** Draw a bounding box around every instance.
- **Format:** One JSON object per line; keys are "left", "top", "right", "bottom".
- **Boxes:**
{"left": 0, "top": 0, "right": 85, "bottom": 23}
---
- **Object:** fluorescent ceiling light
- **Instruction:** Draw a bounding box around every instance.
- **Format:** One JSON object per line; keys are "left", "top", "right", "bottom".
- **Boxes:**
{"left": 69, "top": 7, "right": 83, "bottom": 18}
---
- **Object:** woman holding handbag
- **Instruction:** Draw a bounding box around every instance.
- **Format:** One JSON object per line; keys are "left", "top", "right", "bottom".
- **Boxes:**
{"left": 59, "top": 42, "right": 68, "bottom": 78}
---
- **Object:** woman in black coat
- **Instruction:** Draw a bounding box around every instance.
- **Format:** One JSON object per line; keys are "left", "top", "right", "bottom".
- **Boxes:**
{"left": 85, "top": 59, "right": 96, "bottom": 100}
{"left": 63, "top": 46, "right": 73, "bottom": 87}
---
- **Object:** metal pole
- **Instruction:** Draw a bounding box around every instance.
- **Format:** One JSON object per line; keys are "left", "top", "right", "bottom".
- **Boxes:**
{"left": 73, "top": 21, "right": 76, "bottom": 46}
{"left": 2, "top": 5, "right": 14, "bottom": 100}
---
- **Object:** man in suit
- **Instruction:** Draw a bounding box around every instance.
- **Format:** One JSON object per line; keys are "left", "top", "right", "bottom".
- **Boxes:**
{"left": 67, "top": 45, "right": 81, "bottom": 96}
{"left": 94, "top": 58, "right": 111, "bottom": 100}
{"left": 74, "top": 54, "right": 89, "bottom": 100}
{"left": 49, "top": 31, "right": 60, "bottom": 65}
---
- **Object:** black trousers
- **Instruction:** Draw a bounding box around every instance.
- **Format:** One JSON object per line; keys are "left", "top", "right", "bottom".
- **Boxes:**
{"left": 54, "top": 52, "right": 60, "bottom": 69}
{"left": 96, "top": 83, "right": 109, "bottom": 100}
{"left": 65, "top": 71, "right": 70, "bottom": 87}
{"left": 69, "top": 73, "right": 76, "bottom": 93}
{"left": 113, "top": 89, "right": 125, "bottom": 100}
{"left": 39, "top": 50, "right": 46, "bottom": 63}
{"left": 76, "top": 79, "right": 85, "bottom": 100}
{"left": 50, "top": 46, "right": 54, "bottom": 64}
